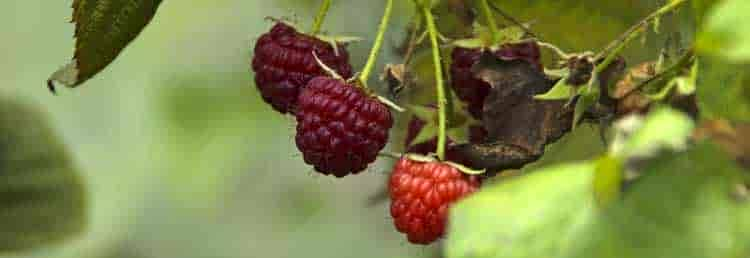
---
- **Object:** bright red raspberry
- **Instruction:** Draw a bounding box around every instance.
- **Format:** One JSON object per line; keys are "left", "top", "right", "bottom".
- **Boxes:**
{"left": 450, "top": 41, "right": 542, "bottom": 118}
{"left": 252, "top": 22, "right": 353, "bottom": 114}
{"left": 389, "top": 157, "right": 480, "bottom": 244}
{"left": 295, "top": 76, "right": 393, "bottom": 177}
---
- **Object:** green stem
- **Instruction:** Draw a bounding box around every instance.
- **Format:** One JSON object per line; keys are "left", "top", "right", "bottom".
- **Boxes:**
{"left": 479, "top": 0, "right": 501, "bottom": 44}
{"left": 358, "top": 0, "right": 394, "bottom": 87}
{"left": 421, "top": 3, "right": 447, "bottom": 161}
{"left": 310, "top": 0, "right": 332, "bottom": 35}
{"left": 594, "top": 0, "right": 687, "bottom": 72}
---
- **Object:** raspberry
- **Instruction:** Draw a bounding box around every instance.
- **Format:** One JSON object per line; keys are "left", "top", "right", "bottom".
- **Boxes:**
{"left": 295, "top": 76, "right": 393, "bottom": 177}
{"left": 389, "top": 156, "right": 480, "bottom": 244}
{"left": 450, "top": 41, "right": 542, "bottom": 118}
{"left": 252, "top": 22, "right": 353, "bottom": 114}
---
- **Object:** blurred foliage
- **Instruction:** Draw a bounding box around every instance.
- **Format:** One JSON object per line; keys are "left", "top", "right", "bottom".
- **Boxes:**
{"left": 5, "top": 0, "right": 747, "bottom": 258}
{"left": 447, "top": 109, "right": 750, "bottom": 258}
{"left": 0, "top": 97, "right": 85, "bottom": 252}
{"left": 697, "top": 0, "right": 750, "bottom": 62}
{"left": 696, "top": 59, "right": 750, "bottom": 122}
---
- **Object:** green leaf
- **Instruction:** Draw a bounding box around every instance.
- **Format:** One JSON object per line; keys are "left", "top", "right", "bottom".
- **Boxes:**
{"left": 411, "top": 124, "right": 438, "bottom": 147}
{"left": 696, "top": 59, "right": 750, "bottom": 122}
{"left": 647, "top": 58, "right": 699, "bottom": 101}
{"left": 696, "top": 0, "right": 750, "bottom": 62}
{"left": 48, "top": 0, "right": 164, "bottom": 89}
{"left": 446, "top": 162, "right": 596, "bottom": 258}
{"left": 573, "top": 85, "right": 599, "bottom": 128}
{"left": 534, "top": 75, "right": 575, "bottom": 100}
{"left": 618, "top": 108, "right": 694, "bottom": 158}
{"left": 0, "top": 97, "right": 86, "bottom": 251}
{"left": 446, "top": 143, "right": 750, "bottom": 258}
{"left": 692, "top": 0, "right": 721, "bottom": 28}
{"left": 592, "top": 155, "right": 623, "bottom": 208}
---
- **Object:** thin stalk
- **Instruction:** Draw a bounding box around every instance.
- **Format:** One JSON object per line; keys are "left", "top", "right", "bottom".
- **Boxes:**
{"left": 359, "top": 0, "right": 394, "bottom": 87}
{"left": 311, "top": 0, "right": 332, "bottom": 35}
{"left": 479, "top": 0, "right": 501, "bottom": 44}
{"left": 421, "top": 4, "right": 447, "bottom": 161}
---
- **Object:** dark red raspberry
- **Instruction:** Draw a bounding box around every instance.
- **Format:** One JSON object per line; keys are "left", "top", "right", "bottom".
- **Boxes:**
{"left": 389, "top": 157, "right": 480, "bottom": 244}
{"left": 295, "top": 76, "right": 393, "bottom": 177}
{"left": 450, "top": 41, "right": 542, "bottom": 118}
{"left": 252, "top": 22, "right": 353, "bottom": 114}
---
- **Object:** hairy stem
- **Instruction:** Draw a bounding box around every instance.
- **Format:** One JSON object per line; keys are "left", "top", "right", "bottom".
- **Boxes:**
{"left": 421, "top": 3, "right": 448, "bottom": 161}
{"left": 311, "top": 0, "right": 332, "bottom": 35}
{"left": 595, "top": 0, "right": 688, "bottom": 72}
{"left": 359, "top": 0, "right": 394, "bottom": 87}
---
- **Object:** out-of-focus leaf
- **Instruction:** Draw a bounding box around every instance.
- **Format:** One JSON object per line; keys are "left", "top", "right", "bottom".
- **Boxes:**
{"left": 446, "top": 142, "right": 750, "bottom": 258}
{"left": 696, "top": 0, "right": 750, "bottom": 62}
{"left": 0, "top": 97, "right": 86, "bottom": 251}
{"left": 48, "top": 0, "right": 163, "bottom": 90}
{"left": 617, "top": 108, "right": 694, "bottom": 158}
{"left": 696, "top": 59, "right": 750, "bottom": 122}
{"left": 446, "top": 162, "right": 596, "bottom": 258}
{"left": 592, "top": 155, "right": 623, "bottom": 208}
{"left": 694, "top": 119, "right": 750, "bottom": 169}
{"left": 692, "top": 0, "right": 720, "bottom": 29}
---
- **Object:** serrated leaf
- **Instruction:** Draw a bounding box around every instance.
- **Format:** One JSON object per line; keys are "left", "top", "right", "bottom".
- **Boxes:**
{"left": 48, "top": 0, "right": 164, "bottom": 89}
{"left": 696, "top": 0, "right": 750, "bottom": 62}
{"left": 446, "top": 142, "right": 750, "bottom": 258}
{"left": 0, "top": 97, "right": 86, "bottom": 251}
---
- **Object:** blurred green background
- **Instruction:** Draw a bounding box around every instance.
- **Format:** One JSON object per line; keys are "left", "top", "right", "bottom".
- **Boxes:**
{"left": 0, "top": 1, "right": 678, "bottom": 257}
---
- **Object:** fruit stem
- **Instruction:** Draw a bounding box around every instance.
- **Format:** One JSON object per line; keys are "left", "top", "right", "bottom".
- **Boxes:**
{"left": 594, "top": 0, "right": 687, "bottom": 71}
{"left": 311, "top": 0, "right": 332, "bottom": 35}
{"left": 359, "top": 0, "right": 394, "bottom": 88}
{"left": 479, "top": 0, "right": 501, "bottom": 45}
{"left": 420, "top": 3, "right": 448, "bottom": 161}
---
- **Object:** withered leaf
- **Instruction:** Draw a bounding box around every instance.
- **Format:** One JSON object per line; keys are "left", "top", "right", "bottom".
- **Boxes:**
{"left": 452, "top": 54, "right": 573, "bottom": 172}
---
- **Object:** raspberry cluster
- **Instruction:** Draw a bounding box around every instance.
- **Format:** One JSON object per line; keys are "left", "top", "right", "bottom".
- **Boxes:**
{"left": 250, "top": 18, "right": 499, "bottom": 247}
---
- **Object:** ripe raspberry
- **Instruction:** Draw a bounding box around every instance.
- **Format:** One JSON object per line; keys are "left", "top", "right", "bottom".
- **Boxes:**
{"left": 450, "top": 41, "right": 542, "bottom": 118}
{"left": 295, "top": 76, "right": 393, "bottom": 177}
{"left": 389, "top": 157, "right": 480, "bottom": 244}
{"left": 252, "top": 22, "right": 353, "bottom": 114}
